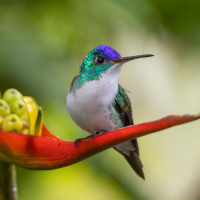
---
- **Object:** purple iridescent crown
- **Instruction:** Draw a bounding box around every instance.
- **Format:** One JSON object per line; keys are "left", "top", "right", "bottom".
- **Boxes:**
{"left": 97, "top": 45, "right": 121, "bottom": 60}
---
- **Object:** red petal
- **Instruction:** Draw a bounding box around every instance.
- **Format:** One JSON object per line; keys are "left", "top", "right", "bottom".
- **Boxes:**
{"left": 0, "top": 114, "right": 199, "bottom": 169}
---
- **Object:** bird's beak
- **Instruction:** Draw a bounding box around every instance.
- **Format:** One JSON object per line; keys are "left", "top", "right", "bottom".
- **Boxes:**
{"left": 112, "top": 54, "right": 154, "bottom": 63}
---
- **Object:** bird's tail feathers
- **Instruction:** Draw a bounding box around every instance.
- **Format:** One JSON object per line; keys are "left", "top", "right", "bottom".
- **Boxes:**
{"left": 123, "top": 151, "right": 145, "bottom": 180}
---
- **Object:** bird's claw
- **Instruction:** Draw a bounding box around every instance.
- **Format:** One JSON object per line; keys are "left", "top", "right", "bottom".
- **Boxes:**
{"left": 93, "top": 130, "right": 105, "bottom": 138}
{"left": 74, "top": 135, "right": 92, "bottom": 148}
{"left": 74, "top": 130, "right": 106, "bottom": 149}
{"left": 74, "top": 138, "right": 81, "bottom": 148}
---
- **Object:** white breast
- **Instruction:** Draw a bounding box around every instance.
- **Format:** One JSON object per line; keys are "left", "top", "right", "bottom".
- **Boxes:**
{"left": 67, "top": 63, "right": 122, "bottom": 134}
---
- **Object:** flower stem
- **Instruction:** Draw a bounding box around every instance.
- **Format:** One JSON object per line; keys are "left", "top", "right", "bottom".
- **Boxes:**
{"left": 0, "top": 161, "right": 18, "bottom": 200}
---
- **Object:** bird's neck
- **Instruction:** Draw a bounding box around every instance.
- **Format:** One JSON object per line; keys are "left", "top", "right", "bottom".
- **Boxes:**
{"left": 71, "top": 63, "right": 123, "bottom": 94}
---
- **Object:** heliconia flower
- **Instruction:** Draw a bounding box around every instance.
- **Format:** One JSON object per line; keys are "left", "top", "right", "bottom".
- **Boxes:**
{"left": 23, "top": 96, "right": 43, "bottom": 136}
{"left": 0, "top": 114, "right": 199, "bottom": 169}
{"left": 0, "top": 89, "right": 43, "bottom": 136}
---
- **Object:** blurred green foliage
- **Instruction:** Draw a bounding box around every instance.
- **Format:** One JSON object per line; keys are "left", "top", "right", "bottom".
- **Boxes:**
{"left": 0, "top": 0, "right": 200, "bottom": 200}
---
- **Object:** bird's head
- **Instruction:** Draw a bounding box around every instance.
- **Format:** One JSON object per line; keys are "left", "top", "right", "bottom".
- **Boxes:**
{"left": 79, "top": 45, "right": 153, "bottom": 81}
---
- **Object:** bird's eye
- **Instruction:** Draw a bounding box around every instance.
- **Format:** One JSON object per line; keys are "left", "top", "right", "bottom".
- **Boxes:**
{"left": 96, "top": 56, "right": 105, "bottom": 64}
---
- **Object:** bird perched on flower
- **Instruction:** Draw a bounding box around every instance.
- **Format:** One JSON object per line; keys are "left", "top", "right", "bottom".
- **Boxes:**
{"left": 67, "top": 45, "right": 153, "bottom": 179}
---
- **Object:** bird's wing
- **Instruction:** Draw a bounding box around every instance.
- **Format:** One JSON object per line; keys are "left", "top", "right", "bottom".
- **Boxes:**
{"left": 113, "top": 85, "right": 144, "bottom": 179}
{"left": 69, "top": 75, "right": 79, "bottom": 93}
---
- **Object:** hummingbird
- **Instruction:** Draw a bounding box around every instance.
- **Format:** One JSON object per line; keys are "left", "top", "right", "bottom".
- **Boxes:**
{"left": 67, "top": 45, "right": 153, "bottom": 179}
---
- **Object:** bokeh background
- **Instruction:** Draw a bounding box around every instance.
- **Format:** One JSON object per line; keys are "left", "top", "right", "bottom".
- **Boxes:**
{"left": 1, "top": 0, "right": 200, "bottom": 199}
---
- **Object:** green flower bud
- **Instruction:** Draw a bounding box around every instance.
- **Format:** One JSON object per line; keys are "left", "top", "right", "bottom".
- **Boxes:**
{"left": 0, "top": 116, "right": 4, "bottom": 131}
{"left": 2, "top": 114, "right": 22, "bottom": 133}
{"left": 0, "top": 99, "right": 11, "bottom": 116}
{"left": 10, "top": 99, "right": 27, "bottom": 117}
{"left": 21, "top": 128, "right": 29, "bottom": 135}
{"left": 22, "top": 121, "right": 29, "bottom": 128}
{"left": 3, "top": 89, "right": 23, "bottom": 105}
{"left": 20, "top": 112, "right": 29, "bottom": 122}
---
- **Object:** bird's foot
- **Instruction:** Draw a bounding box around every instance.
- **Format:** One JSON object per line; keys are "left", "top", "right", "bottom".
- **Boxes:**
{"left": 92, "top": 130, "right": 106, "bottom": 138}
{"left": 74, "top": 130, "right": 106, "bottom": 148}
{"left": 74, "top": 135, "right": 92, "bottom": 148}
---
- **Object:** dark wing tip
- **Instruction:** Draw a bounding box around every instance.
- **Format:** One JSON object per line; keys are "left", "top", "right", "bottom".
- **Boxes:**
{"left": 123, "top": 151, "right": 145, "bottom": 180}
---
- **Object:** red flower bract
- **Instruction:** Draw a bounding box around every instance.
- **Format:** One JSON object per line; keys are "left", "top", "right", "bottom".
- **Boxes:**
{"left": 0, "top": 114, "right": 199, "bottom": 170}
